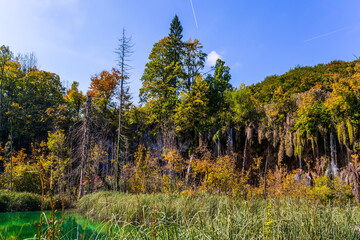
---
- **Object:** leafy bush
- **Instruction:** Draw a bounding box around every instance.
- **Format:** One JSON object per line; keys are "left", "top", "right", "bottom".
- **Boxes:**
{"left": 0, "top": 149, "right": 42, "bottom": 194}
{"left": 0, "top": 191, "right": 41, "bottom": 212}
{"left": 309, "top": 175, "right": 353, "bottom": 204}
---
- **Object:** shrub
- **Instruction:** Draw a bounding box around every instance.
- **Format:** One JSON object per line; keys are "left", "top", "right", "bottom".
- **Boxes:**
{"left": 0, "top": 193, "right": 10, "bottom": 212}
{"left": 0, "top": 191, "right": 41, "bottom": 212}
{"left": 309, "top": 175, "right": 353, "bottom": 204}
{"left": 0, "top": 149, "right": 42, "bottom": 194}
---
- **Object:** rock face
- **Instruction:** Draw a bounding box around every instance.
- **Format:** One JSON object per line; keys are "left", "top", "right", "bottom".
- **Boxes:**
{"left": 294, "top": 170, "right": 313, "bottom": 186}
{"left": 348, "top": 162, "right": 360, "bottom": 203}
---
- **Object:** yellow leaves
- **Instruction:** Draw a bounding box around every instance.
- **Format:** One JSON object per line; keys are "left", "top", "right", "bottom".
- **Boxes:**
{"left": 174, "top": 75, "right": 209, "bottom": 132}
{"left": 308, "top": 175, "right": 353, "bottom": 204}
{"left": 252, "top": 157, "right": 263, "bottom": 171}
{"left": 5, "top": 149, "right": 28, "bottom": 168}
{"left": 10, "top": 102, "right": 22, "bottom": 109}
{"left": 191, "top": 153, "right": 248, "bottom": 195}
{"left": 162, "top": 149, "right": 185, "bottom": 174}
{"left": 325, "top": 75, "right": 359, "bottom": 117}
{"left": 0, "top": 148, "right": 43, "bottom": 193}
{"left": 130, "top": 145, "right": 161, "bottom": 194}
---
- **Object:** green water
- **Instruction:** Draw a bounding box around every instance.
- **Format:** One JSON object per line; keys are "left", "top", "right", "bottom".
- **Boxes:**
{"left": 0, "top": 211, "right": 107, "bottom": 239}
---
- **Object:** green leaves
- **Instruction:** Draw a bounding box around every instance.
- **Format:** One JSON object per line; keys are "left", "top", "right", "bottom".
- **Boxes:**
{"left": 174, "top": 75, "right": 209, "bottom": 133}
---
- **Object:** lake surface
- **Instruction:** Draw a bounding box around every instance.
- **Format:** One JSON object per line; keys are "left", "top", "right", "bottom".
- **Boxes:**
{"left": 0, "top": 211, "right": 106, "bottom": 239}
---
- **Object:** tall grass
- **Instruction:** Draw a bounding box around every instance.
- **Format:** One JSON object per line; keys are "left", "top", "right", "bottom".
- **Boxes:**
{"left": 76, "top": 192, "right": 360, "bottom": 239}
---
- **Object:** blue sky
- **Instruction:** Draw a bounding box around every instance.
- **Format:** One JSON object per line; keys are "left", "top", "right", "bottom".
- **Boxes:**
{"left": 1, "top": 0, "right": 360, "bottom": 102}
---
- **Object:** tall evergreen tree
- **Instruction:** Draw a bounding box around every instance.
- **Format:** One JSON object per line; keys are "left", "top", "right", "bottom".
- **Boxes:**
{"left": 168, "top": 15, "right": 183, "bottom": 67}
{"left": 140, "top": 15, "right": 185, "bottom": 127}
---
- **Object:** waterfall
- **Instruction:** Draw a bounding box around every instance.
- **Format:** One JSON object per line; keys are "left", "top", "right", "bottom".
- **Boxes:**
{"left": 243, "top": 137, "right": 248, "bottom": 169}
{"left": 243, "top": 126, "right": 253, "bottom": 169}
{"left": 329, "top": 130, "right": 339, "bottom": 175}
{"left": 185, "top": 155, "right": 193, "bottom": 186}
{"left": 229, "top": 127, "right": 234, "bottom": 153}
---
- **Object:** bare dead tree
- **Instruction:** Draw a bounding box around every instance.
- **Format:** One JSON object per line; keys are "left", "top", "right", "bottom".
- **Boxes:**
{"left": 77, "top": 96, "right": 92, "bottom": 199}
{"left": 16, "top": 52, "right": 38, "bottom": 73}
{"left": 9, "top": 118, "right": 13, "bottom": 192}
{"left": 114, "top": 28, "right": 134, "bottom": 191}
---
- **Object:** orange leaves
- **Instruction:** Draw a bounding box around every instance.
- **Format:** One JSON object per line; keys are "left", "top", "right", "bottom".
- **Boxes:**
{"left": 88, "top": 68, "right": 121, "bottom": 99}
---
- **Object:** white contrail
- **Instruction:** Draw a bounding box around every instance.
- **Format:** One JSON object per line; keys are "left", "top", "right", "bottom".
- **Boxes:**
{"left": 190, "top": 0, "right": 198, "bottom": 28}
{"left": 304, "top": 25, "right": 354, "bottom": 43}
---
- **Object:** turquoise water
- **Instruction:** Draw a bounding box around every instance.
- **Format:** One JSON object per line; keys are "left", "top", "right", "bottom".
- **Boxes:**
{"left": 0, "top": 211, "right": 107, "bottom": 239}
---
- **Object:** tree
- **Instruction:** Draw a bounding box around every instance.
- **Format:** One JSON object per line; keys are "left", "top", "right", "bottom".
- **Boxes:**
{"left": 168, "top": 15, "right": 184, "bottom": 71}
{"left": 139, "top": 16, "right": 185, "bottom": 129}
{"left": 174, "top": 75, "right": 209, "bottom": 134}
{"left": 205, "top": 58, "right": 232, "bottom": 130}
{"left": 0, "top": 46, "right": 12, "bottom": 129}
{"left": 77, "top": 96, "right": 92, "bottom": 199}
{"left": 229, "top": 84, "right": 257, "bottom": 125}
{"left": 65, "top": 81, "right": 86, "bottom": 122}
{"left": 183, "top": 39, "right": 206, "bottom": 92}
{"left": 206, "top": 59, "right": 232, "bottom": 108}
{"left": 114, "top": 28, "right": 134, "bottom": 191}
{"left": 140, "top": 37, "right": 182, "bottom": 126}
{"left": 87, "top": 68, "right": 120, "bottom": 114}
{"left": 16, "top": 52, "right": 38, "bottom": 73}
{"left": 6, "top": 69, "right": 64, "bottom": 147}
{"left": 47, "top": 129, "right": 69, "bottom": 196}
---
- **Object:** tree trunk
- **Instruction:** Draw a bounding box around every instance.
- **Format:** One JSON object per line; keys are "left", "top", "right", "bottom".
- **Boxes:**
{"left": 185, "top": 155, "right": 193, "bottom": 186}
{"left": 9, "top": 119, "right": 13, "bottom": 192}
{"left": 115, "top": 28, "right": 132, "bottom": 192}
{"left": 78, "top": 96, "right": 91, "bottom": 200}
{"left": 0, "top": 62, "right": 4, "bottom": 129}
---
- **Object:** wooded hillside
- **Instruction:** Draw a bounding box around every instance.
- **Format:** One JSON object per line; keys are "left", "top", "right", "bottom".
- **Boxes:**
{"left": 0, "top": 16, "right": 359, "bottom": 201}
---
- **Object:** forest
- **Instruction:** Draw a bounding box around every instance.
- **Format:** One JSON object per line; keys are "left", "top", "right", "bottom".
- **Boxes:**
{"left": 1, "top": 15, "right": 360, "bottom": 239}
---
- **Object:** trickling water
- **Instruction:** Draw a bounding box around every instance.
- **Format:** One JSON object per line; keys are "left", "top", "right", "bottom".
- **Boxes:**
{"left": 229, "top": 127, "right": 234, "bottom": 153}
{"left": 185, "top": 155, "right": 193, "bottom": 185}
{"left": 329, "top": 130, "right": 339, "bottom": 175}
{"left": 243, "top": 134, "right": 248, "bottom": 169}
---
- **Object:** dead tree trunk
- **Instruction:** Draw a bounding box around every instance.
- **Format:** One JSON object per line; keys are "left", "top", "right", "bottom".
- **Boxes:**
{"left": 9, "top": 119, "right": 13, "bottom": 192}
{"left": 115, "top": 28, "right": 133, "bottom": 192}
{"left": 78, "top": 96, "right": 91, "bottom": 200}
{"left": 185, "top": 155, "right": 194, "bottom": 186}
